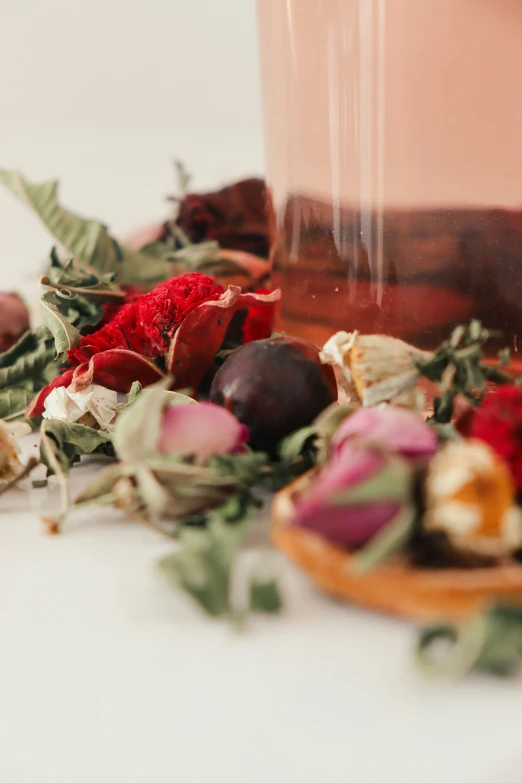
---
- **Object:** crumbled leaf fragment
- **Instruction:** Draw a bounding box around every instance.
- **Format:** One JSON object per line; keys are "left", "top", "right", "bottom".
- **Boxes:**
{"left": 417, "top": 604, "right": 522, "bottom": 678}
{"left": 249, "top": 577, "right": 282, "bottom": 613}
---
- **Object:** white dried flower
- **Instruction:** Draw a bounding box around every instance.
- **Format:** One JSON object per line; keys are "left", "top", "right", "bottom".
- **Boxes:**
{"left": 43, "top": 384, "right": 118, "bottom": 429}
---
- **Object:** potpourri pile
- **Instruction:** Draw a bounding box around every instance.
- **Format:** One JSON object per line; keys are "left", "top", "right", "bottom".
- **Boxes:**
{"left": 2, "top": 164, "right": 522, "bottom": 677}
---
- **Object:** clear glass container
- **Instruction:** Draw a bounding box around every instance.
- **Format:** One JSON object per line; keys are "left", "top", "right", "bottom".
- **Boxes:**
{"left": 257, "top": 0, "right": 522, "bottom": 363}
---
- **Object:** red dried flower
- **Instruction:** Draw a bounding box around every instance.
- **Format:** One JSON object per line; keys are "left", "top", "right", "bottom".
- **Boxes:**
{"left": 459, "top": 385, "right": 522, "bottom": 489}
{"left": 176, "top": 178, "right": 269, "bottom": 258}
{"left": 242, "top": 288, "right": 276, "bottom": 343}
{"left": 69, "top": 273, "right": 223, "bottom": 365}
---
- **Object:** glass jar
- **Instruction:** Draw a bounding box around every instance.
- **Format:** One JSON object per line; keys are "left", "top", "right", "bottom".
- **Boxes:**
{"left": 257, "top": 0, "right": 522, "bottom": 363}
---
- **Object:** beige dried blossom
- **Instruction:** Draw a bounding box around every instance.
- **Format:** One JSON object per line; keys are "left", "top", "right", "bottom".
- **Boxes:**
{"left": 320, "top": 330, "right": 431, "bottom": 409}
{"left": 424, "top": 439, "right": 522, "bottom": 559}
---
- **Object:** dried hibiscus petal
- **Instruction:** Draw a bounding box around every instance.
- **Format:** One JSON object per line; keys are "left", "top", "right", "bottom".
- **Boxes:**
{"left": 68, "top": 272, "right": 224, "bottom": 365}
{"left": 167, "top": 287, "right": 281, "bottom": 391}
{"left": 241, "top": 288, "right": 276, "bottom": 343}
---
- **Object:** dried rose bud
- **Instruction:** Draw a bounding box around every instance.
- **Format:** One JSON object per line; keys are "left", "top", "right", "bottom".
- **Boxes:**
{"left": 0, "top": 292, "right": 30, "bottom": 353}
{"left": 290, "top": 443, "right": 413, "bottom": 547}
{"left": 331, "top": 406, "right": 437, "bottom": 464}
{"left": 320, "top": 330, "right": 431, "bottom": 409}
{"left": 424, "top": 439, "right": 522, "bottom": 558}
{"left": 158, "top": 402, "right": 248, "bottom": 464}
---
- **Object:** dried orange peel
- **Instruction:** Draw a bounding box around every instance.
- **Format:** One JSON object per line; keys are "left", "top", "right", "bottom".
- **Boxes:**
{"left": 271, "top": 471, "right": 522, "bottom": 621}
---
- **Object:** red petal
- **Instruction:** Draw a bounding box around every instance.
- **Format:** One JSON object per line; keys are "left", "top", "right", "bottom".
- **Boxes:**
{"left": 69, "top": 349, "right": 165, "bottom": 393}
{"left": 166, "top": 286, "right": 281, "bottom": 392}
{"left": 26, "top": 350, "right": 164, "bottom": 418}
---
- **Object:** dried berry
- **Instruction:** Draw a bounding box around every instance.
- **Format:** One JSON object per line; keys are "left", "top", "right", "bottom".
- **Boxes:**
{"left": 209, "top": 336, "right": 337, "bottom": 454}
{"left": 0, "top": 292, "right": 30, "bottom": 353}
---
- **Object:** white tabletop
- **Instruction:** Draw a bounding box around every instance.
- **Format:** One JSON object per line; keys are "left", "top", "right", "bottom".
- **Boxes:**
{"left": 2, "top": 2, "right": 522, "bottom": 773}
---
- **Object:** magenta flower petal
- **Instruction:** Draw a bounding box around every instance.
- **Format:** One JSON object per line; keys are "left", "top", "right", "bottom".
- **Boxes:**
{"left": 158, "top": 402, "right": 248, "bottom": 463}
{"left": 331, "top": 406, "right": 437, "bottom": 463}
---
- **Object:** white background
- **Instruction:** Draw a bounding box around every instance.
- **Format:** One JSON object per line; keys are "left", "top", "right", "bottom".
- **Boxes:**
{"left": 1, "top": 2, "right": 522, "bottom": 782}
{"left": 1, "top": 0, "right": 264, "bottom": 292}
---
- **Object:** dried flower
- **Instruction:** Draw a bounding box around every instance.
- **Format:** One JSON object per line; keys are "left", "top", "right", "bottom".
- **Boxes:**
{"left": 0, "top": 292, "right": 30, "bottom": 353}
{"left": 331, "top": 406, "right": 438, "bottom": 464}
{"left": 27, "top": 349, "right": 164, "bottom": 419}
{"left": 69, "top": 272, "right": 224, "bottom": 364}
{"left": 320, "top": 331, "right": 431, "bottom": 408}
{"left": 424, "top": 439, "right": 522, "bottom": 558}
{"left": 290, "top": 443, "right": 413, "bottom": 547}
{"left": 456, "top": 385, "right": 522, "bottom": 490}
{"left": 27, "top": 286, "right": 281, "bottom": 418}
{"left": 175, "top": 178, "right": 269, "bottom": 258}
{"left": 42, "top": 384, "right": 118, "bottom": 429}
{"left": 0, "top": 420, "right": 24, "bottom": 481}
{"left": 158, "top": 402, "right": 248, "bottom": 464}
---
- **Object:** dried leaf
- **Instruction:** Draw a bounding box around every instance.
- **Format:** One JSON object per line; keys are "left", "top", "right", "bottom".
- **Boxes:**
{"left": 158, "top": 518, "right": 248, "bottom": 617}
{"left": 0, "top": 169, "right": 172, "bottom": 286}
{"left": 0, "top": 332, "right": 54, "bottom": 392}
{"left": 0, "top": 386, "right": 35, "bottom": 420}
{"left": 417, "top": 604, "right": 522, "bottom": 678}
{"left": 40, "top": 420, "right": 113, "bottom": 476}
{"left": 166, "top": 287, "right": 280, "bottom": 391}
{"left": 40, "top": 292, "right": 81, "bottom": 358}
{"left": 352, "top": 506, "right": 416, "bottom": 574}
{"left": 249, "top": 578, "right": 283, "bottom": 614}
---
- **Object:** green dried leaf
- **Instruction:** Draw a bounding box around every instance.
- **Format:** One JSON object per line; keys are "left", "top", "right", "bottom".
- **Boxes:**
{"left": 332, "top": 455, "right": 412, "bottom": 505}
{"left": 417, "top": 604, "right": 522, "bottom": 679}
{"left": 0, "top": 169, "right": 172, "bottom": 286}
{"left": 174, "top": 159, "right": 192, "bottom": 196}
{"left": 0, "top": 333, "right": 54, "bottom": 391}
{"left": 279, "top": 426, "right": 317, "bottom": 463}
{"left": 32, "top": 479, "right": 48, "bottom": 489}
{"left": 249, "top": 577, "right": 282, "bottom": 613}
{"left": 0, "top": 386, "right": 35, "bottom": 420}
{"left": 159, "top": 518, "right": 248, "bottom": 617}
{"left": 40, "top": 420, "right": 113, "bottom": 476}
{"left": 40, "top": 292, "right": 81, "bottom": 358}
{"left": 352, "top": 506, "right": 416, "bottom": 574}
{"left": 125, "top": 381, "right": 142, "bottom": 407}
{"left": 74, "top": 463, "right": 122, "bottom": 504}
{"left": 0, "top": 330, "right": 37, "bottom": 368}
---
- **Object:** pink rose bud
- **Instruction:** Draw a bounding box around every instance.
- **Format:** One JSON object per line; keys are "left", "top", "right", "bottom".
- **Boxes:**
{"left": 331, "top": 406, "right": 437, "bottom": 464}
{"left": 291, "top": 444, "right": 413, "bottom": 547}
{"left": 158, "top": 402, "right": 249, "bottom": 463}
